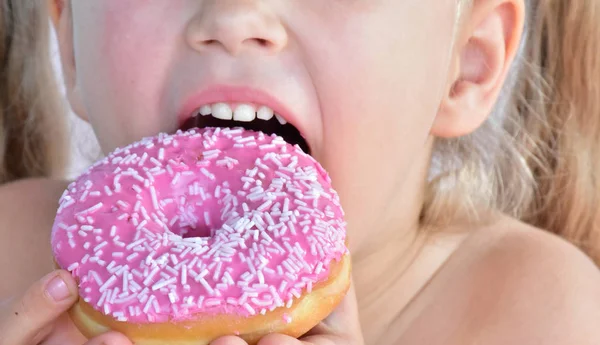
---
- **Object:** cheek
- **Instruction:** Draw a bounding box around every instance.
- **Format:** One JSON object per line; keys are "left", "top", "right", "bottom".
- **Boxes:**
{"left": 73, "top": 2, "right": 186, "bottom": 149}
{"left": 320, "top": 6, "right": 456, "bottom": 141}
{"left": 308, "top": 1, "right": 457, "bottom": 225}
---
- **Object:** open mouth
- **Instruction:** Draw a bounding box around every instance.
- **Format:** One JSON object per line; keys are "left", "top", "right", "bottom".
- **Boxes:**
{"left": 179, "top": 103, "right": 311, "bottom": 155}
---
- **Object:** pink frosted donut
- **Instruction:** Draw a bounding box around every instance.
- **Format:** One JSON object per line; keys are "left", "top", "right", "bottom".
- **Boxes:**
{"left": 51, "top": 128, "right": 350, "bottom": 344}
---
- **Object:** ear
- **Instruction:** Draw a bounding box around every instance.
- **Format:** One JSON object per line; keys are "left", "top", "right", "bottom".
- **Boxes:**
{"left": 48, "top": 0, "right": 88, "bottom": 121}
{"left": 432, "top": 0, "right": 525, "bottom": 138}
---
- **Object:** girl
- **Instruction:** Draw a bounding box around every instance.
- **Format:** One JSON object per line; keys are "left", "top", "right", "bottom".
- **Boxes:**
{"left": 2, "top": 0, "right": 600, "bottom": 344}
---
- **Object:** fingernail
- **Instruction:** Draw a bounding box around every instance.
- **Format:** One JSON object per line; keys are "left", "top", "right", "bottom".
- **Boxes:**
{"left": 46, "top": 275, "right": 71, "bottom": 302}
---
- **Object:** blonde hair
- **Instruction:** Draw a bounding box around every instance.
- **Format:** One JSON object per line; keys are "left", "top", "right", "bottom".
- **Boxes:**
{"left": 0, "top": 0, "right": 67, "bottom": 184}
{"left": 425, "top": 0, "right": 600, "bottom": 263}
{"left": 2, "top": 2, "right": 600, "bottom": 263}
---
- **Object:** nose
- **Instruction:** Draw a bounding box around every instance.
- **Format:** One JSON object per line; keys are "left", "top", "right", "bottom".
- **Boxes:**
{"left": 186, "top": 0, "right": 288, "bottom": 56}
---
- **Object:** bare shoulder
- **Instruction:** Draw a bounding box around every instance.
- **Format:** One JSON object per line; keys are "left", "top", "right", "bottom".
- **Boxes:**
{"left": 0, "top": 178, "right": 69, "bottom": 299}
{"left": 458, "top": 220, "right": 600, "bottom": 344}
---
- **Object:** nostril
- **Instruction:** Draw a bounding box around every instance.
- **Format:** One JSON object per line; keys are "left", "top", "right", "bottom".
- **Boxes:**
{"left": 255, "top": 38, "right": 269, "bottom": 47}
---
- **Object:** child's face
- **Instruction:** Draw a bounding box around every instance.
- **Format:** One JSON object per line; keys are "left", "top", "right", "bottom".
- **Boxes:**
{"left": 65, "top": 1, "right": 460, "bottom": 246}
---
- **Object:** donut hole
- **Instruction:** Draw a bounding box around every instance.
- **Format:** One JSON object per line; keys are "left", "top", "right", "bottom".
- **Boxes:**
{"left": 176, "top": 225, "right": 213, "bottom": 239}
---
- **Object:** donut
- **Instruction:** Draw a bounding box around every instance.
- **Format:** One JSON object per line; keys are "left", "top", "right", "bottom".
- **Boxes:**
{"left": 51, "top": 127, "right": 350, "bottom": 345}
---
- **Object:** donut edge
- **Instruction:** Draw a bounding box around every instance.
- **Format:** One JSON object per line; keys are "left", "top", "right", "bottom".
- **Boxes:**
{"left": 68, "top": 255, "right": 351, "bottom": 345}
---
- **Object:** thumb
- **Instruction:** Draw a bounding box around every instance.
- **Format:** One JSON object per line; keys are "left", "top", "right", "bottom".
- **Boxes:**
{"left": 0, "top": 270, "right": 78, "bottom": 345}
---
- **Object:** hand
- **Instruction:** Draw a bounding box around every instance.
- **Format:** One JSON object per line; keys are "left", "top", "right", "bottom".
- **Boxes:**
{"left": 0, "top": 270, "right": 132, "bottom": 345}
{"left": 211, "top": 281, "right": 364, "bottom": 345}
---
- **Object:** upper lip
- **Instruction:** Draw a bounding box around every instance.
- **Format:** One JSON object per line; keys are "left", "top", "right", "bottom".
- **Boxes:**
{"left": 177, "top": 85, "right": 304, "bottom": 134}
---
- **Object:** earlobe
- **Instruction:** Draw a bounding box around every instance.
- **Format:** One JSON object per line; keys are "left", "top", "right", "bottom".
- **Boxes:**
{"left": 49, "top": 0, "right": 88, "bottom": 121}
{"left": 48, "top": 0, "right": 65, "bottom": 29}
{"left": 432, "top": 0, "right": 525, "bottom": 138}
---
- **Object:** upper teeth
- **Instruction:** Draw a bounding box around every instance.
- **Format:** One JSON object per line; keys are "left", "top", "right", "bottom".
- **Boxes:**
{"left": 196, "top": 103, "right": 287, "bottom": 125}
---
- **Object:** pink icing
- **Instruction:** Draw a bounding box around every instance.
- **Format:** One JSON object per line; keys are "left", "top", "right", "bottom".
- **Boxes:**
{"left": 51, "top": 128, "right": 347, "bottom": 323}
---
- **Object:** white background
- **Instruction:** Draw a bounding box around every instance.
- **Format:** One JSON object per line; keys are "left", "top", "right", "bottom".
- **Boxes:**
{"left": 50, "top": 28, "right": 99, "bottom": 178}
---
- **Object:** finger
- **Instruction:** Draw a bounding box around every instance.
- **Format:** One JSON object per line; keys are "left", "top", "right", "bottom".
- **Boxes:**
{"left": 303, "top": 280, "right": 363, "bottom": 344}
{"left": 323, "top": 281, "right": 361, "bottom": 333}
{"left": 83, "top": 331, "right": 133, "bottom": 345}
{"left": 0, "top": 270, "right": 78, "bottom": 345}
{"left": 258, "top": 333, "right": 304, "bottom": 345}
{"left": 210, "top": 335, "right": 249, "bottom": 345}
{"left": 41, "top": 313, "right": 87, "bottom": 345}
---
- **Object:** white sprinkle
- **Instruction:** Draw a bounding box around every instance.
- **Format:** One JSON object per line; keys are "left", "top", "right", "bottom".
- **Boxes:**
{"left": 197, "top": 277, "right": 214, "bottom": 295}
{"left": 170, "top": 254, "right": 179, "bottom": 266}
{"left": 112, "top": 252, "right": 124, "bottom": 259}
{"left": 143, "top": 295, "right": 156, "bottom": 313}
{"left": 59, "top": 199, "right": 75, "bottom": 212}
{"left": 99, "top": 275, "right": 117, "bottom": 293}
{"left": 79, "top": 190, "right": 90, "bottom": 202}
{"left": 81, "top": 254, "right": 91, "bottom": 265}
{"left": 310, "top": 243, "right": 317, "bottom": 256}
{"left": 315, "top": 262, "right": 324, "bottom": 275}
{"left": 103, "top": 304, "right": 111, "bottom": 315}
{"left": 257, "top": 200, "right": 273, "bottom": 212}
{"left": 150, "top": 186, "right": 159, "bottom": 210}
{"left": 96, "top": 290, "right": 109, "bottom": 308}
{"left": 122, "top": 272, "right": 129, "bottom": 292}
{"left": 94, "top": 241, "right": 108, "bottom": 252}
{"left": 201, "top": 168, "right": 215, "bottom": 180}
{"left": 165, "top": 265, "right": 179, "bottom": 276}
{"left": 67, "top": 263, "right": 79, "bottom": 271}
{"left": 205, "top": 299, "right": 221, "bottom": 307}
{"left": 150, "top": 157, "right": 162, "bottom": 167}
{"left": 203, "top": 211, "right": 211, "bottom": 226}
{"left": 181, "top": 265, "right": 188, "bottom": 285}
{"left": 257, "top": 270, "right": 265, "bottom": 284}
{"left": 243, "top": 303, "right": 256, "bottom": 314}
{"left": 152, "top": 277, "right": 177, "bottom": 291}
{"left": 127, "top": 253, "right": 139, "bottom": 262}
{"left": 165, "top": 164, "right": 174, "bottom": 176}
{"left": 79, "top": 202, "right": 103, "bottom": 215}
{"left": 138, "top": 152, "right": 149, "bottom": 166}
{"left": 168, "top": 291, "right": 178, "bottom": 303}
{"left": 172, "top": 172, "right": 181, "bottom": 185}
{"left": 126, "top": 238, "right": 146, "bottom": 250}
{"left": 143, "top": 266, "right": 160, "bottom": 286}
{"left": 116, "top": 201, "right": 130, "bottom": 210}
{"left": 213, "top": 261, "right": 223, "bottom": 281}
{"left": 136, "top": 219, "right": 148, "bottom": 230}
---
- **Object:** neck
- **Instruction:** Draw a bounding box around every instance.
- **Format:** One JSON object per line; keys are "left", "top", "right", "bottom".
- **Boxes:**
{"left": 352, "top": 222, "right": 427, "bottom": 343}
{"left": 349, "top": 138, "right": 444, "bottom": 343}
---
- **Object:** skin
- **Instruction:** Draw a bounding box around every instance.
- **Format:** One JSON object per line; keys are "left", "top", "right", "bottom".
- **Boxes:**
{"left": 2, "top": 0, "right": 600, "bottom": 344}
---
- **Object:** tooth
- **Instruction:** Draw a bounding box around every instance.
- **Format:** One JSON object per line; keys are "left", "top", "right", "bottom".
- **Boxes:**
{"left": 233, "top": 104, "right": 256, "bottom": 122}
{"left": 212, "top": 103, "right": 233, "bottom": 120}
{"left": 256, "top": 106, "right": 274, "bottom": 121}
{"left": 275, "top": 114, "right": 287, "bottom": 125}
{"left": 199, "top": 105, "right": 212, "bottom": 116}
